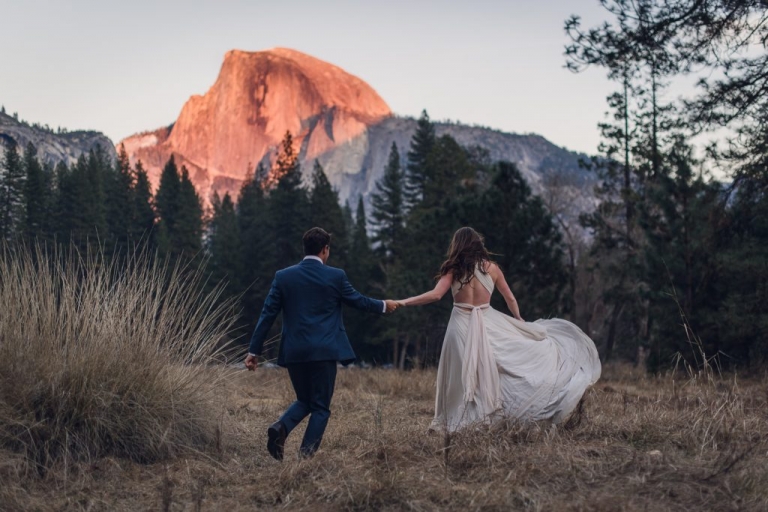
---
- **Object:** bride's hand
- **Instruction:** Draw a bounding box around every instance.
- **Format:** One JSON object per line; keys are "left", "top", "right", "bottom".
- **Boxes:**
{"left": 396, "top": 300, "right": 407, "bottom": 307}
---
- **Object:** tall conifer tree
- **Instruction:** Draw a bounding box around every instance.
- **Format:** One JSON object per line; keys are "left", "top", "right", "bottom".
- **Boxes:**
{"left": 266, "top": 132, "right": 309, "bottom": 267}
{"left": 176, "top": 166, "right": 204, "bottom": 257}
{"left": 237, "top": 167, "right": 270, "bottom": 334}
{"left": 309, "top": 160, "right": 348, "bottom": 267}
{"left": 132, "top": 161, "right": 156, "bottom": 247}
{"left": 106, "top": 145, "right": 135, "bottom": 253}
{"left": 0, "top": 142, "right": 24, "bottom": 241}
{"left": 208, "top": 192, "right": 243, "bottom": 294}
{"left": 405, "top": 110, "right": 436, "bottom": 207}
{"left": 155, "top": 156, "right": 181, "bottom": 256}
{"left": 22, "top": 142, "right": 52, "bottom": 241}
{"left": 84, "top": 147, "right": 109, "bottom": 241}
{"left": 370, "top": 142, "right": 406, "bottom": 264}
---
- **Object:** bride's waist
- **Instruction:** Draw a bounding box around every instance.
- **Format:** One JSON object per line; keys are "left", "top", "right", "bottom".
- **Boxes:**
{"left": 453, "top": 302, "right": 491, "bottom": 312}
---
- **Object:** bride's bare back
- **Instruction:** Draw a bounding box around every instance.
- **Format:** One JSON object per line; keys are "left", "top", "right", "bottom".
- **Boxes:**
{"left": 399, "top": 260, "right": 523, "bottom": 321}
{"left": 451, "top": 262, "right": 492, "bottom": 306}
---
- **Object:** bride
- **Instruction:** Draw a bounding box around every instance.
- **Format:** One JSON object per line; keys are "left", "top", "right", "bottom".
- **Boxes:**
{"left": 397, "top": 227, "right": 601, "bottom": 432}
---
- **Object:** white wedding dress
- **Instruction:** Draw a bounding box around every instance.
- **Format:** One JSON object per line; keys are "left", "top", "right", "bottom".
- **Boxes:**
{"left": 431, "top": 265, "right": 601, "bottom": 432}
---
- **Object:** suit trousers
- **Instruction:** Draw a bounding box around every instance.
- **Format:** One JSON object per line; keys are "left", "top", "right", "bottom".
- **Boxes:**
{"left": 278, "top": 361, "right": 337, "bottom": 456}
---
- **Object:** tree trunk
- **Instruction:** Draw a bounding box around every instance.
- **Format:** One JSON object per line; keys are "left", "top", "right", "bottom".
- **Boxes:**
{"left": 414, "top": 332, "right": 423, "bottom": 369}
{"left": 398, "top": 333, "right": 410, "bottom": 370}
{"left": 603, "top": 302, "right": 625, "bottom": 362}
{"left": 650, "top": 62, "right": 660, "bottom": 179}
{"left": 623, "top": 71, "right": 633, "bottom": 244}
{"left": 392, "top": 330, "right": 399, "bottom": 366}
{"left": 683, "top": 194, "right": 693, "bottom": 316}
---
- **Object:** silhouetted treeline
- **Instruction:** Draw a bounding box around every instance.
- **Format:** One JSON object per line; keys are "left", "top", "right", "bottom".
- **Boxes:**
{"left": 0, "top": 116, "right": 570, "bottom": 367}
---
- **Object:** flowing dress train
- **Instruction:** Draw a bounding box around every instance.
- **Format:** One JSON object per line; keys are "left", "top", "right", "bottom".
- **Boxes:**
{"left": 431, "top": 266, "right": 601, "bottom": 432}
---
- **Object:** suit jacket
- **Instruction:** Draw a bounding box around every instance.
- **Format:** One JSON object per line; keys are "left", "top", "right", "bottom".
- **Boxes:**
{"left": 247, "top": 258, "right": 384, "bottom": 366}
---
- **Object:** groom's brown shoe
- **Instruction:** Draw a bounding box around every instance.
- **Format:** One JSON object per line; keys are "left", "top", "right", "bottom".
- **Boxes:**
{"left": 267, "top": 421, "right": 287, "bottom": 461}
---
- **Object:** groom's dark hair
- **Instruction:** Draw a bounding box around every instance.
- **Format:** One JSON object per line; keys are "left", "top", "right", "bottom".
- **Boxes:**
{"left": 303, "top": 227, "right": 331, "bottom": 256}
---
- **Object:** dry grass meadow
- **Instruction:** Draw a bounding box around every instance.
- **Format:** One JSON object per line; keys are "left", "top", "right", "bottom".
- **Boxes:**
{"left": 2, "top": 247, "right": 767, "bottom": 511}
{"left": 3, "top": 363, "right": 768, "bottom": 511}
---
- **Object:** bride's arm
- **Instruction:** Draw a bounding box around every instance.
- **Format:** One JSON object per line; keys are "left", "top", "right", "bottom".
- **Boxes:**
{"left": 398, "top": 273, "right": 453, "bottom": 307}
{"left": 491, "top": 264, "right": 524, "bottom": 321}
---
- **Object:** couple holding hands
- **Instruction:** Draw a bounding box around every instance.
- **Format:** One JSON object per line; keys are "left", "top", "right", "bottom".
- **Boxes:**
{"left": 245, "top": 227, "right": 600, "bottom": 461}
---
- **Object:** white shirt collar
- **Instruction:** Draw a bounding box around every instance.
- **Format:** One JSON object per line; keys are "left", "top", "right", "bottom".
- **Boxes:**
{"left": 303, "top": 255, "right": 324, "bottom": 264}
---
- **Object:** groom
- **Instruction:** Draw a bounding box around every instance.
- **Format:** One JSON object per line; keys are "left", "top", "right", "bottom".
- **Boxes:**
{"left": 245, "top": 227, "right": 399, "bottom": 460}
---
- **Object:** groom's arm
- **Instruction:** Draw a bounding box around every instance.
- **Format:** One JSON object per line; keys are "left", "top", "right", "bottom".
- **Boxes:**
{"left": 339, "top": 271, "right": 386, "bottom": 313}
{"left": 247, "top": 276, "right": 283, "bottom": 356}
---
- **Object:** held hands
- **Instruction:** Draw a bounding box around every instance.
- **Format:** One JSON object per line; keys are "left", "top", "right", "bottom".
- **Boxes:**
{"left": 385, "top": 299, "right": 403, "bottom": 313}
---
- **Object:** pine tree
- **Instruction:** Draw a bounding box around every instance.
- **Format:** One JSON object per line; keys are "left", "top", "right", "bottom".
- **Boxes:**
{"left": 237, "top": 167, "right": 267, "bottom": 269}
{"left": 0, "top": 142, "right": 25, "bottom": 241}
{"left": 84, "top": 147, "right": 109, "bottom": 241}
{"left": 477, "top": 161, "right": 567, "bottom": 319}
{"left": 423, "top": 135, "right": 474, "bottom": 208}
{"left": 345, "top": 197, "right": 384, "bottom": 360}
{"left": 713, "top": 171, "right": 768, "bottom": 366}
{"left": 405, "top": 110, "right": 436, "bottom": 207}
{"left": 208, "top": 192, "right": 243, "bottom": 294}
{"left": 53, "top": 160, "right": 75, "bottom": 243}
{"left": 265, "top": 131, "right": 299, "bottom": 190}
{"left": 370, "top": 142, "right": 406, "bottom": 263}
{"left": 265, "top": 132, "right": 309, "bottom": 266}
{"left": 55, "top": 153, "right": 105, "bottom": 250}
{"left": 155, "top": 156, "right": 181, "bottom": 257}
{"left": 132, "top": 161, "right": 156, "bottom": 247}
{"left": 175, "top": 166, "right": 203, "bottom": 257}
{"left": 309, "top": 160, "right": 348, "bottom": 268}
{"left": 640, "top": 139, "right": 720, "bottom": 369}
{"left": 106, "top": 145, "right": 136, "bottom": 253}
{"left": 21, "top": 142, "right": 53, "bottom": 241}
{"left": 349, "top": 197, "right": 374, "bottom": 285}
{"left": 237, "top": 167, "right": 270, "bottom": 337}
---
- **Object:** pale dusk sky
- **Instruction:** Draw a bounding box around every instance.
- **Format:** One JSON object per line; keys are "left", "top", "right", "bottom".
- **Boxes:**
{"left": 1, "top": 0, "right": 619, "bottom": 154}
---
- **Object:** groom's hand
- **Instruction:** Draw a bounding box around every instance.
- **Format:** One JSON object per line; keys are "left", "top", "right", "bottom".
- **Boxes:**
{"left": 385, "top": 300, "right": 400, "bottom": 313}
{"left": 245, "top": 354, "right": 258, "bottom": 371}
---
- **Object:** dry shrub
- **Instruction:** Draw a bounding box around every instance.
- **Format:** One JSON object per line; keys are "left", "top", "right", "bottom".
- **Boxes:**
{"left": 0, "top": 245, "right": 237, "bottom": 475}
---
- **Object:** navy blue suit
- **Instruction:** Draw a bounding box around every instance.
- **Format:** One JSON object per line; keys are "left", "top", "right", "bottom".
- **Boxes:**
{"left": 248, "top": 257, "right": 384, "bottom": 455}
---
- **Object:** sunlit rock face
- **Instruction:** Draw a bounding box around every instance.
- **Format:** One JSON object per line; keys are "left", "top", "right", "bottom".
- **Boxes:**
{"left": 118, "top": 48, "right": 591, "bottom": 217}
{"left": 119, "top": 48, "right": 392, "bottom": 203}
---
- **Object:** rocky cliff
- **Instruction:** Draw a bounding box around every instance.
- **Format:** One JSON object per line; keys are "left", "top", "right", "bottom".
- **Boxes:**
{"left": 118, "top": 48, "right": 593, "bottom": 214}
{"left": 120, "top": 48, "right": 392, "bottom": 200}
{"left": 0, "top": 111, "right": 116, "bottom": 166}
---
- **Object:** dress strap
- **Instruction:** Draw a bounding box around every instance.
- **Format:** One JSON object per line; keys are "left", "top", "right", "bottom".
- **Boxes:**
{"left": 474, "top": 265, "right": 495, "bottom": 294}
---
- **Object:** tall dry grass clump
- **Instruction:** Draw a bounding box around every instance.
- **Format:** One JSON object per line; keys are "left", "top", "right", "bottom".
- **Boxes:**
{"left": 0, "top": 245, "right": 237, "bottom": 474}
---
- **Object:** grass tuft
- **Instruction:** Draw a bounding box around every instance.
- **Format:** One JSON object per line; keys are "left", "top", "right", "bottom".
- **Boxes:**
{"left": 0, "top": 244, "right": 237, "bottom": 475}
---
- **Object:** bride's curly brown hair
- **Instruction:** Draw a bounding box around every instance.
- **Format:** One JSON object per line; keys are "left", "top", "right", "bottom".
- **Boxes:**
{"left": 438, "top": 227, "right": 495, "bottom": 289}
